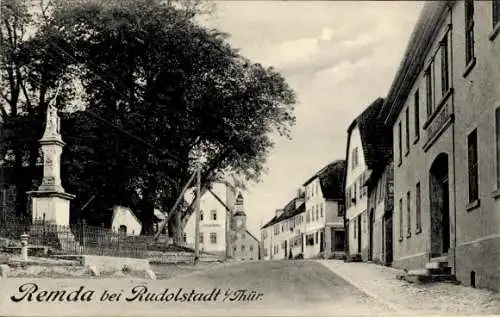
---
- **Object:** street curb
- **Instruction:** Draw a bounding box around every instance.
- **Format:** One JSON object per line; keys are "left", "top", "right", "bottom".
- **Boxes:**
{"left": 316, "top": 260, "right": 409, "bottom": 314}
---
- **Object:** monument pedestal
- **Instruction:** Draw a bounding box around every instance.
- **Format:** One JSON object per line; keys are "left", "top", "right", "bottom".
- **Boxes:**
{"left": 28, "top": 190, "right": 78, "bottom": 252}
{"left": 29, "top": 190, "right": 75, "bottom": 226}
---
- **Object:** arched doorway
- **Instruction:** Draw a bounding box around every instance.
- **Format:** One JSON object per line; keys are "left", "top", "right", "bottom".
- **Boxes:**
{"left": 118, "top": 225, "right": 127, "bottom": 237}
{"left": 429, "top": 153, "right": 450, "bottom": 257}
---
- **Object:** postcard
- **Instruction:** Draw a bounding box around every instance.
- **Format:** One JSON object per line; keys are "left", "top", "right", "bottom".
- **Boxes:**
{"left": 1, "top": 0, "right": 500, "bottom": 316}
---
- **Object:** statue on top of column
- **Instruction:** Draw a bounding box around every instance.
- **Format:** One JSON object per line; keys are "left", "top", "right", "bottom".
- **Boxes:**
{"left": 42, "top": 84, "right": 62, "bottom": 140}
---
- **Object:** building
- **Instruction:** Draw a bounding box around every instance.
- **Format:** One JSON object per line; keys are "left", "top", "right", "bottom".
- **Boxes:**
{"left": 365, "top": 160, "right": 394, "bottom": 265}
{"left": 184, "top": 182, "right": 233, "bottom": 256}
{"left": 184, "top": 182, "right": 259, "bottom": 260}
{"left": 108, "top": 205, "right": 142, "bottom": 236}
{"left": 260, "top": 160, "right": 346, "bottom": 260}
{"left": 345, "top": 98, "right": 385, "bottom": 260}
{"left": 230, "top": 193, "right": 260, "bottom": 260}
{"left": 303, "top": 160, "right": 346, "bottom": 259}
{"left": 260, "top": 192, "right": 305, "bottom": 260}
{"left": 378, "top": 0, "right": 500, "bottom": 290}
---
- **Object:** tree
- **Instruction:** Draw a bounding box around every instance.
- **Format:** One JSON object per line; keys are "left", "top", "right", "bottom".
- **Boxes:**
{"left": 1, "top": 0, "right": 296, "bottom": 242}
{"left": 0, "top": 0, "right": 78, "bottom": 218}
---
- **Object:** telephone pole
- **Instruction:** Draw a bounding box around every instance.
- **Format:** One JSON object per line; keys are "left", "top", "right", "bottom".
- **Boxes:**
{"left": 194, "top": 163, "right": 201, "bottom": 264}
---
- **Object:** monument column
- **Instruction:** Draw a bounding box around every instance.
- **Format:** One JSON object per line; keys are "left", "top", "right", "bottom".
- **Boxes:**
{"left": 28, "top": 102, "right": 75, "bottom": 227}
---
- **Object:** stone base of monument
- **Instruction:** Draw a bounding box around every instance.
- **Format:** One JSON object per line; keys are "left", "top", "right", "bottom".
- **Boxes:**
{"left": 28, "top": 190, "right": 78, "bottom": 253}
{"left": 29, "top": 190, "right": 75, "bottom": 226}
{"left": 28, "top": 226, "right": 80, "bottom": 254}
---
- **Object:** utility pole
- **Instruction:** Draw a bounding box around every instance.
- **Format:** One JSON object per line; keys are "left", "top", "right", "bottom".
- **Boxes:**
{"left": 194, "top": 164, "right": 201, "bottom": 264}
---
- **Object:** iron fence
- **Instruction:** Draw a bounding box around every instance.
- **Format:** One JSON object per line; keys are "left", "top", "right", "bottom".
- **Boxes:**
{"left": 0, "top": 216, "right": 152, "bottom": 259}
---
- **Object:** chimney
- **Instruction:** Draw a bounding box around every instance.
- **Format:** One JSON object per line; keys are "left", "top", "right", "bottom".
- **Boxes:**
{"left": 275, "top": 209, "right": 284, "bottom": 218}
{"left": 295, "top": 188, "right": 305, "bottom": 209}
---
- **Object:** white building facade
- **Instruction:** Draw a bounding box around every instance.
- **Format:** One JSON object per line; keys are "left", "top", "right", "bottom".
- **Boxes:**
{"left": 345, "top": 125, "right": 369, "bottom": 258}
{"left": 303, "top": 161, "right": 346, "bottom": 259}
{"left": 184, "top": 182, "right": 235, "bottom": 256}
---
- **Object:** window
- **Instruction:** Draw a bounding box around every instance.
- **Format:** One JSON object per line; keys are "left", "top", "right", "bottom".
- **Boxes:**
{"left": 353, "top": 183, "right": 357, "bottom": 203}
{"left": 496, "top": 108, "right": 500, "bottom": 189}
{"left": 468, "top": 129, "right": 479, "bottom": 203}
{"left": 1, "top": 188, "right": 6, "bottom": 207}
{"left": 210, "top": 209, "right": 217, "bottom": 221}
{"left": 306, "top": 210, "right": 310, "bottom": 222}
{"left": 465, "top": 0, "right": 475, "bottom": 65}
{"left": 210, "top": 232, "right": 217, "bottom": 244}
{"left": 183, "top": 232, "right": 187, "bottom": 242}
{"left": 353, "top": 218, "right": 357, "bottom": 238}
{"left": 352, "top": 147, "right": 358, "bottom": 170}
{"left": 425, "top": 66, "right": 433, "bottom": 116}
{"left": 399, "top": 198, "right": 403, "bottom": 241}
{"left": 406, "top": 191, "right": 411, "bottom": 237}
{"left": 398, "top": 121, "right": 402, "bottom": 164}
{"left": 494, "top": 0, "right": 500, "bottom": 28}
{"left": 241, "top": 233, "right": 245, "bottom": 239}
{"left": 405, "top": 107, "right": 410, "bottom": 155}
{"left": 233, "top": 246, "right": 237, "bottom": 252}
{"left": 200, "top": 211, "right": 204, "bottom": 221}
{"left": 315, "top": 207, "right": 319, "bottom": 221}
{"left": 250, "top": 245, "right": 253, "bottom": 252}
{"left": 416, "top": 182, "right": 421, "bottom": 232}
{"left": 440, "top": 35, "right": 449, "bottom": 95}
{"left": 320, "top": 204, "right": 324, "bottom": 218}
{"left": 241, "top": 245, "right": 245, "bottom": 252}
{"left": 414, "top": 90, "right": 420, "bottom": 140}
{"left": 199, "top": 232, "right": 204, "bottom": 243}
{"left": 338, "top": 204, "right": 345, "bottom": 217}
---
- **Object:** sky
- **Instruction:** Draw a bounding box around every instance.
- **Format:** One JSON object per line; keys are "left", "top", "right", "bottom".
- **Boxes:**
{"left": 199, "top": 0, "right": 424, "bottom": 237}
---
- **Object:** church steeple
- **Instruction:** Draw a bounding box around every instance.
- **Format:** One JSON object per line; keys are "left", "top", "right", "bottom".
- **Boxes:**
{"left": 234, "top": 193, "right": 245, "bottom": 216}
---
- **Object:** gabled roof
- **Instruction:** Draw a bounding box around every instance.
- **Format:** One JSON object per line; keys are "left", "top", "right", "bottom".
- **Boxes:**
{"left": 261, "top": 215, "right": 277, "bottom": 229}
{"left": 379, "top": 1, "right": 454, "bottom": 125}
{"left": 260, "top": 197, "right": 305, "bottom": 229}
{"left": 303, "top": 160, "right": 346, "bottom": 201}
{"left": 347, "top": 98, "right": 391, "bottom": 171}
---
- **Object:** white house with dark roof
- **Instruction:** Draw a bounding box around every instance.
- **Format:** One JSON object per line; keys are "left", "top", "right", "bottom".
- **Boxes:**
{"left": 303, "top": 160, "right": 346, "bottom": 259}
{"left": 260, "top": 191, "right": 305, "bottom": 260}
{"left": 345, "top": 98, "right": 388, "bottom": 260}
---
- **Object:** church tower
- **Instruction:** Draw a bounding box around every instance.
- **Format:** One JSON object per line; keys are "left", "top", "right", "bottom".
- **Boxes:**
{"left": 232, "top": 193, "right": 246, "bottom": 231}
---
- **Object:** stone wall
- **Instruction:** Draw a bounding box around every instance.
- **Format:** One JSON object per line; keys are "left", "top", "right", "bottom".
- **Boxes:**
{"left": 456, "top": 237, "right": 500, "bottom": 291}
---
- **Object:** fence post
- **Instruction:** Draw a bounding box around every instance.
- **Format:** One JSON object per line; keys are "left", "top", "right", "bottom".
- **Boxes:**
{"left": 82, "top": 220, "right": 86, "bottom": 253}
{"left": 42, "top": 213, "right": 46, "bottom": 245}
{"left": 20, "top": 233, "right": 29, "bottom": 262}
{"left": 101, "top": 223, "right": 105, "bottom": 256}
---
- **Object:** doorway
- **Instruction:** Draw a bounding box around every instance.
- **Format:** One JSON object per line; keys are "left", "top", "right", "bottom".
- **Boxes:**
{"left": 429, "top": 153, "right": 450, "bottom": 256}
{"left": 320, "top": 231, "right": 324, "bottom": 253}
{"left": 357, "top": 215, "right": 362, "bottom": 254}
{"left": 368, "top": 209, "right": 374, "bottom": 261}
{"left": 384, "top": 214, "right": 393, "bottom": 265}
{"left": 284, "top": 240, "right": 288, "bottom": 260}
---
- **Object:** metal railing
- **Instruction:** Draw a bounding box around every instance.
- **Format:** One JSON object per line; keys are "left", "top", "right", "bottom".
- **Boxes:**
{"left": 0, "top": 216, "right": 150, "bottom": 259}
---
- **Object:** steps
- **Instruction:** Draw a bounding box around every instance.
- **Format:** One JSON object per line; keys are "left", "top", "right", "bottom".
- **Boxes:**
{"left": 401, "top": 256, "right": 458, "bottom": 284}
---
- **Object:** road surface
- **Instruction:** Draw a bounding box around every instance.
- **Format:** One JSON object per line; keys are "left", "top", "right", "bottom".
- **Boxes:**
{"left": 0, "top": 260, "right": 396, "bottom": 316}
